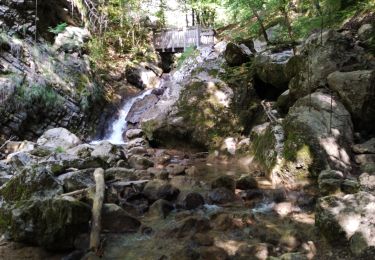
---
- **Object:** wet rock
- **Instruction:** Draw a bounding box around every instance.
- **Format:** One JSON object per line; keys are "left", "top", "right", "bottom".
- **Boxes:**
{"left": 198, "top": 246, "right": 229, "bottom": 260}
{"left": 57, "top": 169, "right": 95, "bottom": 192}
{"left": 191, "top": 233, "right": 214, "bottom": 246}
{"left": 276, "top": 90, "right": 292, "bottom": 114}
{"left": 102, "top": 203, "right": 141, "bottom": 233}
{"left": 0, "top": 197, "right": 91, "bottom": 250}
{"left": 66, "top": 144, "right": 94, "bottom": 158}
{"left": 143, "top": 180, "right": 180, "bottom": 202}
{"left": 239, "top": 189, "right": 265, "bottom": 201}
{"left": 128, "top": 155, "right": 154, "bottom": 170}
{"left": 316, "top": 192, "right": 375, "bottom": 256}
{"left": 170, "top": 176, "right": 198, "bottom": 190}
{"left": 146, "top": 199, "right": 174, "bottom": 219}
{"left": 224, "top": 42, "right": 252, "bottom": 66}
{"left": 211, "top": 175, "right": 236, "bottom": 192}
{"left": 182, "top": 192, "right": 205, "bottom": 210}
{"left": 211, "top": 213, "right": 237, "bottom": 231}
{"left": 166, "top": 163, "right": 186, "bottom": 176}
{"left": 126, "top": 138, "right": 148, "bottom": 150}
{"left": 174, "top": 216, "right": 211, "bottom": 238}
{"left": 126, "top": 94, "right": 159, "bottom": 124}
{"left": 235, "top": 243, "right": 269, "bottom": 260}
{"left": 0, "top": 167, "right": 63, "bottom": 202}
{"left": 127, "top": 146, "right": 148, "bottom": 156}
{"left": 352, "top": 138, "right": 375, "bottom": 154}
{"left": 236, "top": 175, "right": 258, "bottom": 190}
{"left": 327, "top": 70, "right": 375, "bottom": 132}
{"left": 147, "top": 167, "right": 169, "bottom": 180}
{"left": 37, "top": 128, "right": 81, "bottom": 150}
{"left": 208, "top": 187, "right": 236, "bottom": 204}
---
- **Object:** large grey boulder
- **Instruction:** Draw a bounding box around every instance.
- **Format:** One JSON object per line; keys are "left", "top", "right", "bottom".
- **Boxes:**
{"left": 283, "top": 91, "right": 353, "bottom": 176}
{"left": 126, "top": 63, "right": 161, "bottom": 89}
{"left": 37, "top": 128, "right": 81, "bottom": 150}
{"left": 327, "top": 70, "right": 375, "bottom": 132}
{"left": 316, "top": 192, "right": 375, "bottom": 256}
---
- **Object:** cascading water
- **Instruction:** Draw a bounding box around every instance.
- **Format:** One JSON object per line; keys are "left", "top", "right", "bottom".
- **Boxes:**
{"left": 103, "top": 89, "right": 153, "bottom": 144}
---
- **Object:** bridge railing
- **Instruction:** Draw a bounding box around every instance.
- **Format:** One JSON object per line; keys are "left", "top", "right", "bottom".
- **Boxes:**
{"left": 154, "top": 26, "right": 215, "bottom": 52}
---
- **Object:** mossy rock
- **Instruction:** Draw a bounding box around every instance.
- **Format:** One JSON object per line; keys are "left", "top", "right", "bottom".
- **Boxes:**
{"left": 0, "top": 197, "right": 91, "bottom": 250}
{"left": 0, "top": 167, "right": 63, "bottom": 202}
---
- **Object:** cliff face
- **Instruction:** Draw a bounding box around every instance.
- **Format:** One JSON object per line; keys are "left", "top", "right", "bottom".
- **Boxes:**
{"left": 0, "top": 0, "right": 106, "bottom": 142}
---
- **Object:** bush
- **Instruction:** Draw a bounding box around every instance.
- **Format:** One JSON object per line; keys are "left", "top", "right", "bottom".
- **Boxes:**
{"left": 48, "top": 23, "right": 68, "bottom": 35}
{"left": 16, "top": 84, "right": 63, "bottom": 108}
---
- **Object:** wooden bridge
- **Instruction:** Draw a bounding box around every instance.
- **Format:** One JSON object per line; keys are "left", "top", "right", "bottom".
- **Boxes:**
{"left": 154, "top": 26, "right": 215, "bottom": 52}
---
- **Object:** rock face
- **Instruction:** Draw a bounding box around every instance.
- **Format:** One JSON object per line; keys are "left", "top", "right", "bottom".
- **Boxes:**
{"left": 37, "top": 128, "right": 82, "bottom": 150}
{"left": 327, "top": 70, "right": 375, "bottom": 132}
{"left": 53, "top": 26, "right": 90, "bottom": 53}
{"left": 316, "top": 192, "right": 375, "bottom": 256}
{"left": 283, "top": 91, "right": 353, "bottom": 176}
{"left": 224, "top": 42, "right": 252, "bottom": 66}
{"left": 288, "top": 30, "right": 373, "bottom": 102}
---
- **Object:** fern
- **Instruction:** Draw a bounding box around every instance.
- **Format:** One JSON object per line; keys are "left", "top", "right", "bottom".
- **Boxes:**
{"left": 48, "top": 23, "right": 68, "bottom": 35}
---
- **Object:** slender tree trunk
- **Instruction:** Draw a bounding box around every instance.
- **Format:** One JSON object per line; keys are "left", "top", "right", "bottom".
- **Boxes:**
{"left": 192, "top": 9, "right": 195, "bottom": 26}
{"left": 250, "top": 6, "right": 269, "bottom": 43}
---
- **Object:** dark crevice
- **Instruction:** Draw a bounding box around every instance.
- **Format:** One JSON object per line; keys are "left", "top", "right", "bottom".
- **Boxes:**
{"left": 253, "top": 75, "right": 285, "bottom": 101}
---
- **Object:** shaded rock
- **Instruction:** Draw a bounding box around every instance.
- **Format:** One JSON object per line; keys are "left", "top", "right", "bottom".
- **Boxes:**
{"left": 358, "top": 24, "right": 374, "bottom": 42}
{"left": 126, "top": 64, "right": 160, "bottom": 89}
{"left": 128, "top": 155, "right": 154, "bottom": 170}
{"left": 316, "top": 192, "right": 375, "bottom": 256}
{"left": 166, "top": 163, "right": 186, "bottom": 176}
{"left": 170, "top": 176, "right": 198, "bottom": 190}
{"left": 318, "top": 170, "right": 344, "bottom": 195}
{"left": 208, "top": 187, "right": 236, "bottom": 204}
{"left": 341, "top": 179, "right": 360, "bottom": 194}
{"left": 126, "top": 129, "right": 144, "bottom": 140}
{"left": 53, "top": 26, "right": 90, "bottom": 53}
{"left": 276, "top": 90, "right": 292, "bottom": 114}
{"left": 352, "top": 138, "right": 375, "bottom": 154}
{"left": 0, "top": 197, "right": 91, "bottom": 250}
{"left": 355, "top": 154, "right": 375, "bottom": 164}
{"left": 211, "top": 213, "right": 237, "bottom": 231}
{"left": 359, "top": 172, "right": 375, "bottom": 194}
{"left": 105, "top": 167, "right": 134, "bottom": 180}
{"left": 66, "top": 144, "right": 93, "bottom": 158}
{"left": 235, "top": 243, "right": 269, "bottom": 260}
{"left": 198, "top": 246, "right": 229, "bottom": 260}
{"left": 37, "top": 128, "right": 81, "bottom": 150}
{"left": 147, "top": 167, "right": 169, "bottom": 180}
{"left": 224, "top": 42, "right": 251, "bottom": 66}
{"left": 191, "top": 233, "right": 214, "bottom": 246}
{"left": 327, "top": 70, "right": 375, "bottom": 132}
{"left": 174, "top": 216, "right": 211, "bottom": 238}
{"left": 211, "top": 175, "right": 235, "bottom": 192}
{"left": 143, "top": 180, "right": 180, "bottom": 202}
{"left": 57, "top": 169, "right": 95, "bottom": 192}
{"left": 126, "top": 138, "right": 148, "bottom": 150}
{"left": 146, "top": 199, "right": 174, "bottom": 219}
{"left": 236, "top": 175, "right": 258, "bottom": 190}
{"left": 182, "top": 192, "right": 205, "bottom": 210}
{"left": 126, "top": 94, "right": 159, "bottom": 124}
{"left": 0, "top": 167, "right": 62, "bottom": 202}
{"left": 102, "top": 203, "right": 141, "bottom": 233}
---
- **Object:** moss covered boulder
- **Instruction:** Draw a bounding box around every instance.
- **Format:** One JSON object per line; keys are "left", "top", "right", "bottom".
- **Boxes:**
{"left": 0, "top": 197, "right": 91, "bottom": 250}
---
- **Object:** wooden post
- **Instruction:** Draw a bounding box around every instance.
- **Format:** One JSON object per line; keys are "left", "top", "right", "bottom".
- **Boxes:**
{"left": 196, "top": 25, "right": 201, "bottom": 48}
{"left": 89, "top": 168, "right": 105, "bottom": 255}
{"left": 172, "top": 29, "right": 175, "bottom": 52}
{"left": 183, "top": 27, "right": 187, "bottom": 51}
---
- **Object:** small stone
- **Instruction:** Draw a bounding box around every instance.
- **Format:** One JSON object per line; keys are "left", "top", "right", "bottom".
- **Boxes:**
{"left": 211, "top": 175, "right": 236, "bottom": 192}
{"left": 166, "top": 164, "right": 186, "bottom": 176}
{"left": 183, "top": 192, "right": 205, "bottom": 210}
{"left": 236, "top": 175, "right": 258, "bottom": 190}
{"left": 208, "top": 187, "right": 236, "bottom": 204}
{"left": 146, "top": 199, "right": 174, "bottom": 219}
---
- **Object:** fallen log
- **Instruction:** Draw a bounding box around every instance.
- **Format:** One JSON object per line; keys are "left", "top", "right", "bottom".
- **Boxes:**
{"left": 89, "top": 168, "right": 105, "bottom": 256}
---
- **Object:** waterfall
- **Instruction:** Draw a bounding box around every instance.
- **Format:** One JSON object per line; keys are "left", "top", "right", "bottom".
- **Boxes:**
{"left": 94, "top": 89, "right": 152, "bottom": 145}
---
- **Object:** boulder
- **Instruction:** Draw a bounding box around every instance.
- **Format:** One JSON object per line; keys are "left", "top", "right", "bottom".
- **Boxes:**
{"left": 211, "top": 175, "right": 236, "bottom": 192}
{"left": 146, "top": 199, "right": 174, "bottom": 219}
{"left": 318, "top": 170, "right": 344, "bottom": 195}
{"left": 359, "top": 172, "right": 375, "bottom": 194}
{"left": 53, "top": 26, "right": 90, "bottom": 53}
{"left": 358, "top": 24, "right": 374, "bottom": 42}
{"left": 0, "top": 197, "right": 91, "bottom": 250}
{"left": 208, "top": 187, "right": 236, "bottom": 204}
{"left": 316, "top": 192, "right": 375, "bottom": 256}
{"left": 143, "top": 180, "right": 180, "bottom": 202}
{"left": 352, "top": 138, "right": 375, "bottom": 154}
{"left": 147, "top": 167, "right": 169, "bottom": 180}
{"left": 236, "top": 175, "right": 258, "bottom": 190}
{"left": 224, "top": 42, "right": 252, "bottom": 66}
{"left": 181, "top": 192, "right": 205, "bottom": 210}
{"left": 327, "top": 70, "right": 375, "bottom": 132}
{"left": 37, "top": 128, "right": 81, "bottom": 150}
{"left": 166, "top": 163, "right": 186, "bottom": 176}
{"left": 66, "top": 144, "right": 94, "bottom": 158}
{"left": 105, "top": 167, "right": 135, "bottom": 180}
{"left": 283, "top": 91, "right": 353, "bottom": 176}
{"left": 128, "top": 155, "right": 154, "bottom": 170}
{"left": 0, "top": 167, "right": 63, "bottom": 202}
{"left": 101, "top": 203, "right": 141, "bottom": 233}
{"left": 126, "top": 64, "right": 161, "bottom": 89}
{"left": 57, "top": 169, "right": 95, "bottom": 192}
{"left": 126, "top": 94, "right": 159, "bottom": 125}
{"left": 125, "top": 129, "right": 144, "bottom": 140}
{"left": 91, "top": 141, "right": 122, "bottom": 164}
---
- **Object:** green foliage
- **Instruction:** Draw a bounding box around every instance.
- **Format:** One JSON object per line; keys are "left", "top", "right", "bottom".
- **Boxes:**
{"left": 48, "top": 23, "right": 68, "bottom": 35}
{"left": 54, "top": 146, "right": 65, "bottom": 153}
{"left": 16, "top": 84, "right": 63, "bottom": 109}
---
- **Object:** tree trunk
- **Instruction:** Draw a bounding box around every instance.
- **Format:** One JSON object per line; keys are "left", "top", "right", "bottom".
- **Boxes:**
{"left": 251, "top": 6, "right": 269, "bottom": 43}
{"left": 89, "top": 168, "right": 105, "bottom": 255}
